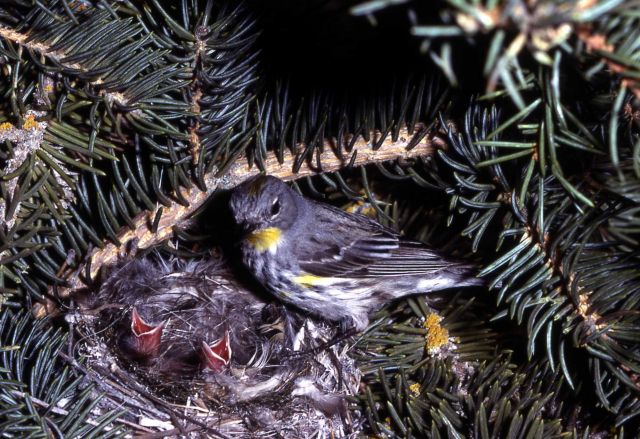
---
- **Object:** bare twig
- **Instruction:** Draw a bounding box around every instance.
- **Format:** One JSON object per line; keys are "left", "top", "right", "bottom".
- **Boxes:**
{"left": 58, "top": 351, "right": 232, "bottom": 438}
{"left": 57, "top": 351, "right": 172, "bottom": 422}
{"left": 107, "top": 366, "right": 232, "bottom": 439}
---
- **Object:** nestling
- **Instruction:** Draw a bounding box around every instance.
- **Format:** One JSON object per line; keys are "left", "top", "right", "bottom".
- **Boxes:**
{"left": 93, "top": 257, "right": 279, "bottom": 386}
{"left": 76, "top": 255, "right": 361, "bottom": 436}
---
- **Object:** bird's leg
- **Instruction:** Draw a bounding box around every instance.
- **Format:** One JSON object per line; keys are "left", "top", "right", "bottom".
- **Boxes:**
{"left": 284, "top": 325, "right": 358, "bottom": 360}
{"left": 317, "top": 326, "right": 358, "bottom": 354}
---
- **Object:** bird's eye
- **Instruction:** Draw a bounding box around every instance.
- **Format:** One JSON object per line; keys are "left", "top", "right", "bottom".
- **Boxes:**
{"left": 270, "top": 198, "right": 281, "bottom": 218}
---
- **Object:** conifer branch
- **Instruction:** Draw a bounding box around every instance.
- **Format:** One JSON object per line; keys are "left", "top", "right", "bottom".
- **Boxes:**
{"left": 577, "top": 25, "right": 640, "bottom": 99}
{"left": 48, "top": 126, "right": 440, "bottom": 301}
{"left": 0, "top": 27, "right": 84, "bottom": 70}
{"left": 9, "top": 389, "right": 145, "bottom": 433}
{"left": 0, "top": 27, "right": 130, "bottom": 106}
{"left": 187, "top": 33, "right": 207, "bottom": 165}
{"left": 0, "top": 111, "right": 50, "bottom": 230}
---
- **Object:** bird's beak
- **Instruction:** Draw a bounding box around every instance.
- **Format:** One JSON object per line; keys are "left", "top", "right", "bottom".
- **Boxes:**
{"left": 201, "top": 330, "right": 231, "bottom": 372}
{"left": 130, "top": 307, "right": 165, "bottom": 357}
{"left": 237, "top": 222, "right": 259, "bottom": 241}
{"left": 240, "top": 221, "right": 258, "bottom": 234}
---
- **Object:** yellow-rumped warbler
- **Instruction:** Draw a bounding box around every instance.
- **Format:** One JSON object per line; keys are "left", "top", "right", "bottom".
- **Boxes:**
{"left": 229, "top": 175, "right": 484, "bottom": 331}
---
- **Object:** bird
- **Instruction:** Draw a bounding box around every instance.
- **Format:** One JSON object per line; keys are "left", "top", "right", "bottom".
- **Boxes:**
{"left": 228, "top": 174, "right": 484, "bottom": 331}
{"left": 81, "top": 254, "right": 356, "bottom": 418}
{"left": 89, "top": 256, "right": 289, "bottom": 385}
{"left": 71, "top": 254, "right": 363, "bottom": 437}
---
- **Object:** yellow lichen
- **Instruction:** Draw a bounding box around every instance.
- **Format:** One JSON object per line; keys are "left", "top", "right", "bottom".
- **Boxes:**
{"left": 360, "top": 205, "right": 377, "bottom": 217}
{"left": 423, "top": 312, "right": 441, "bottom": 329}
{"left": 43, "top": 84, "right": 54, "bottom": 93}
{"left": 409, "top": 382, "right": 421, "bottom": 396}
{"left": 0, "top": 122, "right": 14, "bottom": 131}
{"left": 423, "top": 312, "right": 449, "bottom": 352}
{"left": 345, "top": 199, "right": 364, "bottom": 213}
{"left": 342, "top": 187, "right": 380, "bottom": 218}
{"left": 22, "top": 114, "right": 38, "bottom": 130}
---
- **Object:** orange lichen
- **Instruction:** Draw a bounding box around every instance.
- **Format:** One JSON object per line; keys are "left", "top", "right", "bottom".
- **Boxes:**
{"left": 22, "top": 114, "right": 38, "bottom": 130}
{"left": 69, "top": 1, "right": 88, "bottom": 11}
{"left": 423, "top": 313, "right": 449, "bottom": 352}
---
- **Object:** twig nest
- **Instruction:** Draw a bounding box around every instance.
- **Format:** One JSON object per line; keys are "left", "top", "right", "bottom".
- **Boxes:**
{"left": 71, "top": 254, "right": 363, "bottom": 438}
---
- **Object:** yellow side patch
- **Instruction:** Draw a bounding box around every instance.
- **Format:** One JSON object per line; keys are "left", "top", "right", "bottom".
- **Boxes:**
{"left": 293, "top": 273, "right": 335, "bottom": 287}
{"left": 246, "top": 227, "right": 282, "bottom": 253}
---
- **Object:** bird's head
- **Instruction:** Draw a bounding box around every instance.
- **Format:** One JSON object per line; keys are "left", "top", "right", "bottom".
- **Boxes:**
{"left": 229, "top": 175, "right": 299, "bottom": 244}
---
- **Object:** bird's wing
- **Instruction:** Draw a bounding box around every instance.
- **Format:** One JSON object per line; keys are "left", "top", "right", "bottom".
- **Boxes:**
{"left": 297, "top": 204, "right": 450, "bottom": 278}
{"left": 365, "top": 241, "right": 453, "bottom": 276}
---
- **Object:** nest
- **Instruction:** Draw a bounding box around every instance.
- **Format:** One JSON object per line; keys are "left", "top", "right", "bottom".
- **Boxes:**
{"left": 66, "top": 254, "right": 364, "bottom": 438}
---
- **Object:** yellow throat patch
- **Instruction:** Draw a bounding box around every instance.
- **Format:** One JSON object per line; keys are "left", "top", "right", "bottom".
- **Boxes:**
{"left": 246, "top": 227, "right": 282, "bottom": 253}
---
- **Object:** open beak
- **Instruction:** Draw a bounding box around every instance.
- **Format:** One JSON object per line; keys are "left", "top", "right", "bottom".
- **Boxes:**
{"left": 201, "top": 330, "right": 232, "bottom": 372}
{"left": 130, "top": 307, "right": 165, "bottom": 357}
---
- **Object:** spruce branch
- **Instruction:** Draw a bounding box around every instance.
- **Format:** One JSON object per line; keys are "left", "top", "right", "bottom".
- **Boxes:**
{"left": 576, "top": 25, "right": 640, "bottom": 99}
{"left": 427, "top": 103, "right": 640, "bottom": 422}
{"left": 2, "top": 1, "right": 636, "bottom": 434}
{"left": 0, "top": 26, "right": 132, "bottom": 108}
{"left": 0, "top": 27, "right": 82, "bottom": 68}
{"left": 0, "top": 310, "right": 125, "bottom": 437}
{"left": 354, "top": 292, "right": 579, "bottom": 437}
{"left": 47, "top": 126, "right": 439, "bottom": 302}
{"left": 186, "top": 27, "right": 207, "bottom": 166}
{"left": 8, "top": 389, "right": 142, "bottom": 433}
{"left": 387, "top": 0, "right": 633, "bottom": 110}
{"left": 0, "top": 110, "right": 51, "bottom": 230}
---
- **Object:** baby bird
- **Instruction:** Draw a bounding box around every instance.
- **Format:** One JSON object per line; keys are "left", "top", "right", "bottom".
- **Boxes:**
{"left": 85, "top": 254, "right": 353, "bottom": 414}
{"left": 91, "top": 256, "right": 289, "bottom": 391}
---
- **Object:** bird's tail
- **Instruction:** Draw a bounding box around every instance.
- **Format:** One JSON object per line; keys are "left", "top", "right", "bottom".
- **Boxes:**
{"left": 444, "top": 261, "right": 487, "bottom": 287}
{"left": 388, "top": 262, "right": 486, "bottom": 298}
{"left": 453, "top": 263, "right": 487, "bottom": 288}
